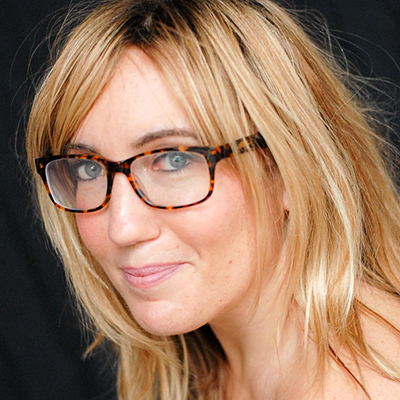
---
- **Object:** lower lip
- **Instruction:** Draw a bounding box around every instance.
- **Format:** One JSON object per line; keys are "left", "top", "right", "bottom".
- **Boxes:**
{"left": 121, "top": 264, "right": 184, "bottom": 289}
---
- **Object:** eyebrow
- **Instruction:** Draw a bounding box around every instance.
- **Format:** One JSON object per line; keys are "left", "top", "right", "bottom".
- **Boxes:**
{"left": 64, "top": 142, "right": 98, "bottom": 154}
{"left": 65, "top": 128, "right": 198, "bottom": 154}
{"left": 131, "top": 129, "right": 198, "bottom": 148}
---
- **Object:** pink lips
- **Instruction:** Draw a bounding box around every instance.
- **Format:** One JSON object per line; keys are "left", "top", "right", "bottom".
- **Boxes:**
{"left": 121, "top": 263, "right": 184, "bottom": 288}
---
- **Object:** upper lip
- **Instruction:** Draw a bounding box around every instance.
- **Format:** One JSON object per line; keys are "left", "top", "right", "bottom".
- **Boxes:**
{"left": 120, "top": 263, "right": 185, "bottom": 277}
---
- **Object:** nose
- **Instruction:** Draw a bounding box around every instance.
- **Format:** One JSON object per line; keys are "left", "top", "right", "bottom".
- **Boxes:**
{"left": 107, "top": 173, "right": 161, "bottom": 247}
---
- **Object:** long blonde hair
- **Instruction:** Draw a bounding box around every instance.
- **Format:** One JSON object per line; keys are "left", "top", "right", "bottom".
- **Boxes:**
{"left": 26, "top": 0, "right": 400, "bottom": 398}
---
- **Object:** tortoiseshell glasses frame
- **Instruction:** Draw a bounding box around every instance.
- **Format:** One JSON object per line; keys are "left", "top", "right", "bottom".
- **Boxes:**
{"left": 35, "top": 133, "right": 267, "bottom": 213}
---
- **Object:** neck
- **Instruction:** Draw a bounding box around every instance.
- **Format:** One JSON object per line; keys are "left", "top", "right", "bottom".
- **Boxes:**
{"left": 208, "top": 269, "right": 315, "bottom": 400}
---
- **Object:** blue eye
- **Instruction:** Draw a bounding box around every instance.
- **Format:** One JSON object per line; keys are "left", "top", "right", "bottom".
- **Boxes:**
{"left": 74, "top": 160, "right": 105, "bottom": 180}
{"left": 152, "top": 152, "right": 194, "bottom": 172}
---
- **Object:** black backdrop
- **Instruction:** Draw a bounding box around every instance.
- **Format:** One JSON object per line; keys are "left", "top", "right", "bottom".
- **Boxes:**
{"left": 0, "top": 1, "right": 399, "bottom": 399}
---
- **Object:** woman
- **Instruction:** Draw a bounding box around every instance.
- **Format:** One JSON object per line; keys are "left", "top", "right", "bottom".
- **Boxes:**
{"left": 26, "top": 0, "right": 400, "bottom": 398}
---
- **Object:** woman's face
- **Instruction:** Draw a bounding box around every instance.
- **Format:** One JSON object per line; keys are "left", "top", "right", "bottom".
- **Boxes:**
{"left": 73, "top": 47, "right": 284, "bottom": 336}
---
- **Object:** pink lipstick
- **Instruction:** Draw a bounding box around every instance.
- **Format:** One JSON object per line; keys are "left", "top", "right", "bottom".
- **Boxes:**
{"left": 121, "top": 263, "right": 183, "bottom": 288}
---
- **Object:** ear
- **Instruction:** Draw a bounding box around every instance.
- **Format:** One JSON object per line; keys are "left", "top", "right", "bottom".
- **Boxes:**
{"left": 283, "top": 190, "right": 289, "bottom": 211}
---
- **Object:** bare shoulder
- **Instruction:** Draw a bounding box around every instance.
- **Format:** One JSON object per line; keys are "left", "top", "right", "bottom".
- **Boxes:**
{"left": 320, "top": 285, "right": 400, "bottom": 400}
{"left": 318, "top": 374, "right": 400, "bottom": 400}
{"left": 319, "top": 356, "right": 400, "bottom": 400}
{"left": 358, "top": 284, "right": 400, "bottom": 359}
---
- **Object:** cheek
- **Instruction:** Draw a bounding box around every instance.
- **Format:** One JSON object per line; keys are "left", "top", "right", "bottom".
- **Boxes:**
{"left": 75, "top": 214, "right": 108, "bottom": 258}
{"left": 178, "top": 172, "right": 258, "bottom": 273}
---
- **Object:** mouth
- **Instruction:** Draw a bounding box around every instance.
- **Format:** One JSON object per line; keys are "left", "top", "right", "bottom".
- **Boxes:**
{"left": 121, "top": 263, "right": 184, "bottom": 289}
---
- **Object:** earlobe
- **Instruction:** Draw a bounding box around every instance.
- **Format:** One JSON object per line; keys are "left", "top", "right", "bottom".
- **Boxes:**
{"left": 283, "top": 191, "right": 289, "bottom": 211}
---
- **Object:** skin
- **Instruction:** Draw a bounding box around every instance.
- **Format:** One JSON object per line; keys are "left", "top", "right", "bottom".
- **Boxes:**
{"left": 73, "top": 47, "right": 285, "bottom": 338}
{"left": 72, "top": 47, "right": 400, "bottom": 400}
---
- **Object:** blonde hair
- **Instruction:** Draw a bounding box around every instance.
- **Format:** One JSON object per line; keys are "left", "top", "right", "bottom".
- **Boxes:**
{"left": 26, "top": 0, "right": 400, "bottom": 398}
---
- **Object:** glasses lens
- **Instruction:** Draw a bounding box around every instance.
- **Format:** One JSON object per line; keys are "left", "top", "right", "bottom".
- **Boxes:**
{"left": 45, "top": 158, "right": 107, "bottom": 211}
{"left": 131, "top": 151, "right": 211, "bottom": 207}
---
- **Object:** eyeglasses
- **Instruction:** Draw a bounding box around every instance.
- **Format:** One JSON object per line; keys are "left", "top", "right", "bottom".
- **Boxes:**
{"left": 35, "top": 133, "right": 267, "bottom": 213}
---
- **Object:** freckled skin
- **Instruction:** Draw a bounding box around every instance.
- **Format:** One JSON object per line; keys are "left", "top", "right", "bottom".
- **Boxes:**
{"left": 74, "top": 47, "right": 281, "bottom": 336}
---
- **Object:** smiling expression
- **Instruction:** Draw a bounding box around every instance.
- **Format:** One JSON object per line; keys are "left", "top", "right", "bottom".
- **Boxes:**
{"left": 72, "top": 47, "right": 283, "bottom": 336}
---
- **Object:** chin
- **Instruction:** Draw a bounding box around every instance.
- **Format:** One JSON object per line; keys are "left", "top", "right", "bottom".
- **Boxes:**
{"left": 136, "top": 319, "right": 197, "bottom": 337}
{"left": 129, "top": 304, "right": 206, "bottom": 337}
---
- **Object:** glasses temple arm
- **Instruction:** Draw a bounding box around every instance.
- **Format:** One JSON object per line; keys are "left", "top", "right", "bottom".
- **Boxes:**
{"left": 233, "top": 133, "right": 268, "bottom": 154}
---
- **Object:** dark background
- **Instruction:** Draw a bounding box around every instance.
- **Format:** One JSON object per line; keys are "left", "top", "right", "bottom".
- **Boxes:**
{"left": 0, "top": 0, "right": 399, "bottom": 399}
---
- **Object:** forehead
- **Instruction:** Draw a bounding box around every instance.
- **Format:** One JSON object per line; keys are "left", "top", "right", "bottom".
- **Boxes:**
{"left": 73, "top": 47, "right": 195, "bottom": 157}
